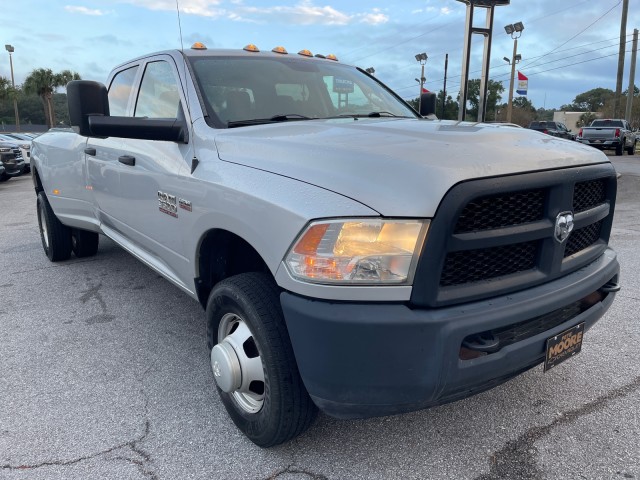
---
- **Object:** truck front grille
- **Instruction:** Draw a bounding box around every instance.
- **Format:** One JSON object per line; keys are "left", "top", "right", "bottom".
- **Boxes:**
{"left": 454, "top": 189, "right": 544, "bottom": 233}
{"left": 440, "top": 241, "right": 538, "bottom": 287}
{"left": 410, "top": 164, "right": 617, "bottom": 307}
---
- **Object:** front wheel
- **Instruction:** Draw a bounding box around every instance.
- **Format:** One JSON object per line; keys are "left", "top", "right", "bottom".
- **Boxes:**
{"left": 206, "top": 273, "right": 317, "bottom": 447}
{"left": 36, "top": 191, "right": 72, "bottom": 261}
{"left": 627, "top": 141, "right": 636, "bottom": 155}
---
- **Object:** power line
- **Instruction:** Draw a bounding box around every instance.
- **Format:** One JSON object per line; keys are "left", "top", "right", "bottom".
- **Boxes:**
{"left": 523, "top": 0, "right": 622, "bottom": 70}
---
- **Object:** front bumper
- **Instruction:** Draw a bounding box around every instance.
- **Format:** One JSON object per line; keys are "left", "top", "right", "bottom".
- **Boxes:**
{"left": 281, "top": 249, "right": 619, "bottom": 419}
{"left": 0, "top": 157, "right": 26, "bottom": 177}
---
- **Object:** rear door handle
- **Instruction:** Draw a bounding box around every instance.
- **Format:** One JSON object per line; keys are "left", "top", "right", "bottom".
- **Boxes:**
{"left": 84, "top": 147, "right": 96, "bottom": 156}
{"left": 118, "top": 155, "right": 136, "bottom": 166}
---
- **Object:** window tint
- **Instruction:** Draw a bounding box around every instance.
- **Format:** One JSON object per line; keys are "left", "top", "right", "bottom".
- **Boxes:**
{"left": 135, "top": 61, "right": 180, "bottom": 118}
{"left": 108, "top": 66, "right": 139, "bottom": 116}
{"left": 591, "top": 120, "right": 624, "bottom": 128}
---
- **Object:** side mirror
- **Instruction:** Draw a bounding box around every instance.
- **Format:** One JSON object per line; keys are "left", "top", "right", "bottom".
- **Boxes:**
{"left": 67, "top": 80, "right": 109, "bottom": 137}
{"left": 419, "top": 92, "right": 437, "bottom": 117}
{"left": 67, "top": 79, "right": 188, "bottom": 143}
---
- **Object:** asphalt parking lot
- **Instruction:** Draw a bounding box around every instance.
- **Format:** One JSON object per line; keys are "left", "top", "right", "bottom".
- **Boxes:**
{"left": 1, "top": 155, "right": 639, "bottom": 480}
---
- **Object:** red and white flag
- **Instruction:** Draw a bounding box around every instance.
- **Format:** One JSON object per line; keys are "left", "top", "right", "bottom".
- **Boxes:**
{"left": 517, "top": 71, "right": 528, "bottom": 96}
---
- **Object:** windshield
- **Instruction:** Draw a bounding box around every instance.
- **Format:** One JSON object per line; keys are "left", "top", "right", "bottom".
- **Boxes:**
{"left": 189, "top": 55, "right": 417, "bottom": 127}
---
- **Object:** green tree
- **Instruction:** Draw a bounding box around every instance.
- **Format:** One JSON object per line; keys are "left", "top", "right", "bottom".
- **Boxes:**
{"left": 462, "top": 79, "right": 504, "bottom": 121}
{"left": 435, "top": 89, "right": 459, "bottom": 120}
{"left": 572, "top": 88, "right": 614, "bottom": 112}
{"left": 23, "top": 68, "right": 80, "bottom": 128}
{"left": 577, "top": 112, "right": 598, "bottom": 128}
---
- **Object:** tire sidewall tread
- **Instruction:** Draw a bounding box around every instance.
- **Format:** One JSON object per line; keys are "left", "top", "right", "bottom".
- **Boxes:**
{"left": 36, "top": 191, "right": 72, "bottom": 262}
{"left": 206, "top": 272, "right": 317, "bottom": 447}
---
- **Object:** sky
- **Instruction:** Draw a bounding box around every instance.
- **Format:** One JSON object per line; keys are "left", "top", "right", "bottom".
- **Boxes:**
{"left": 2, "top": 0, "right": 639, "bottom": 110}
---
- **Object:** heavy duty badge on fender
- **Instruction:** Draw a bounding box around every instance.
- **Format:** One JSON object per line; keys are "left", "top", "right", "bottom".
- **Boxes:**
{"left": 158, "top": 191, "right": 178, "bottom": 217}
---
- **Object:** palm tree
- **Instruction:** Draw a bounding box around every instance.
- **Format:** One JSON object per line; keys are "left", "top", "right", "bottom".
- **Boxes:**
{"left": 23, "top": 68, "right": 80, "bottom": 128}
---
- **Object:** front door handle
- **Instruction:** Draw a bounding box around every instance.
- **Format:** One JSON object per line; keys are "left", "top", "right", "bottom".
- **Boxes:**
{"left": 118, "top": 155, "right": 136, "bottom": 166}
{"left": 84, "top": 147, "right": 96, "bottom": 156}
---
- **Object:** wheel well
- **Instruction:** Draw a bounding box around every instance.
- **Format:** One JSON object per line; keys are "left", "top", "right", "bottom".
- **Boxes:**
{"left": 32, "top": 167, "right": 44, "bottom": 193}
{"left": 195, "top": 229, "right": 271, "bottom": 308}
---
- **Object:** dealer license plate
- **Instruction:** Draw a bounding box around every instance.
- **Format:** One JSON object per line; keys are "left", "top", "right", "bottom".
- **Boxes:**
{"left": 544, "top": 323, "right": 585, "bottom": 372}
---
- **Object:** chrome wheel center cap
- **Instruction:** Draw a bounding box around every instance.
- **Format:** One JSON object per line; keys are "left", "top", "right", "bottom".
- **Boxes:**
{"left": 210, "top": 341, "right": 242, "bottom": 393}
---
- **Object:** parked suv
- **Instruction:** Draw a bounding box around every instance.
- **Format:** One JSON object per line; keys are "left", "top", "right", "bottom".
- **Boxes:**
{"left": 527, "top": 121, "right": 576, "bottom": 140}
{"left": 0, "top": 134, "right": 30, "bottom": 172}
{"left": 0, "top": 143, "right": 26, "bottom": 181}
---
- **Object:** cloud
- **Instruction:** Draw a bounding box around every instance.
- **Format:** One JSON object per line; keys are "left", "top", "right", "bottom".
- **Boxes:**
{"left": 65, "top": 5, "right": 110, "bottom": 15}
{"left": 358, "top": 8, "right": 388, "bottom": 25}
{"left": 234, "top": 2, "right": 350, "bottom": 25}
{"left": 117, "top": 0, "right": 387, "bottom": 25}
{"left": 116, "top": 0, "right": 225, "bottom": 17}
{"left": 230, "top": 1, "right": 389, "bottom": 26}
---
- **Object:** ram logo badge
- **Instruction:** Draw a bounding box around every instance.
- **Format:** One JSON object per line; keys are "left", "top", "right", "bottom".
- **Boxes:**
{"left": 555, "top": 211, "right": 574, "bottom": 243}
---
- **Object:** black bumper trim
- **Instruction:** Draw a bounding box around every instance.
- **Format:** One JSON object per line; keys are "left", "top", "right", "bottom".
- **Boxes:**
{"left": 281, "top": 249, "right": 619, "bottom": 419}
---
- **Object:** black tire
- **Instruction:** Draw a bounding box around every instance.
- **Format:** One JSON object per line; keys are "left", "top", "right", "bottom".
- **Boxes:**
{"left": 0, "top": 173, "right": 8, "bottom": 182}
{"left": 627, "top": 142, "right": 636, "bottom": 155}
{"left": 36, "top": 191, "right": 72, "bottom": 261}
{"left": 615, "top": 143, "right": 623, "bottom": 156}
{"left": 72, "top": 229, "right": 99, "bottom": 258}
{"left": 206, "top": 272, "right": 317, "bottom": 447}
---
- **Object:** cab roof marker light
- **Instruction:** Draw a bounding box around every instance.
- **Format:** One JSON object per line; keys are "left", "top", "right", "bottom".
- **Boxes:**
{"left": 243, "top": 44, "right": 260, "bottom": 52}
{"left": 191, "top": 42, "right": 207, "bottom": 50}
{"left": 272, "top": 46, "right": 288, "bottom": 54}
{"left": 298, "top": 49, "right": 313, "bottom": 57}
{"left": 326, "top": 54, "right": 338, "bottom": 61}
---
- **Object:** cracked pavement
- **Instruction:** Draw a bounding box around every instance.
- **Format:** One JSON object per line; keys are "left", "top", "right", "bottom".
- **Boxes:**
{"left": 1, "top": 155, "right": 639, "bottom": 479}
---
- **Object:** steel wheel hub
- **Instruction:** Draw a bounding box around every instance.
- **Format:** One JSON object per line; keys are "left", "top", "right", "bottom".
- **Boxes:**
{"left": 211, "top": 313, "right": 266, "bottom": 414}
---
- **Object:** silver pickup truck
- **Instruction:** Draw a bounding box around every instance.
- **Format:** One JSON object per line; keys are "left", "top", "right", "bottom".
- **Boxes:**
{"left": 31, "top": 44, "right": 621, "bottom": 447}
{"left": 577, "top": 118, "right": 637, "bottom": 155}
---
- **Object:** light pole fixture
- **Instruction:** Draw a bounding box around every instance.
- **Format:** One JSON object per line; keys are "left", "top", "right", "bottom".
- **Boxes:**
{"left": 504, "top": 21, "right": 524, "bottom": 123}
{"left": 4, "top": 44, "right": 20, "bottom": 132}
{"left": 415, "top": 52, "right": 427, "bottom": 113}
{"left": 456, "top": 0, "right": 510, "bottom": 122}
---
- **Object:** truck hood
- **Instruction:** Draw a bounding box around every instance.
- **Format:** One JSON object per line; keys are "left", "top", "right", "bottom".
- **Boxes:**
{"left": 215, "top": 118, "right": 609, "bottom": 217}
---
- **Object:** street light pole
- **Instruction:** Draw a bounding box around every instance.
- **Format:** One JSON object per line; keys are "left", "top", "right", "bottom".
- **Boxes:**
{"left": 4, "top": 44, "right": 20, "bottom": 132}
{"left": 415, "top": 53, "right": 427, "bottom": 113}
{"left": 504, "top": 22, "right": 524, "bottom": 123}
{"left": 507, "top": 37, "right": 518, "bottom": 123}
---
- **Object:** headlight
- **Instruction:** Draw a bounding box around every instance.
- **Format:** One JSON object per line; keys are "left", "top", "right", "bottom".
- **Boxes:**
{"left": 285, "top": 218, "right": 429, "bottom": 285}
{"left": 0, "top": 147, "right": 10, "bottom": 153}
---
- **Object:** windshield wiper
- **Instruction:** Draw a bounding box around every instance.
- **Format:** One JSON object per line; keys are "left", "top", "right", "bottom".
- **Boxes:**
{"left": 227, "top": 114, "right": 314, "bottom": 128}
{"left": 327, "top": 111, "right": 411, "bottom": 119}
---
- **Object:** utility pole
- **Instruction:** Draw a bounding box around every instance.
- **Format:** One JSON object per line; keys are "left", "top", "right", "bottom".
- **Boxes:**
{"left": 614, "top": 0, "right": 629, "bottom": 118}
{"left": 442, "top": 53, "right": 448, "bottom": 118}
{"left": 625, "top": 28, "right": 638, "bottom": 123}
